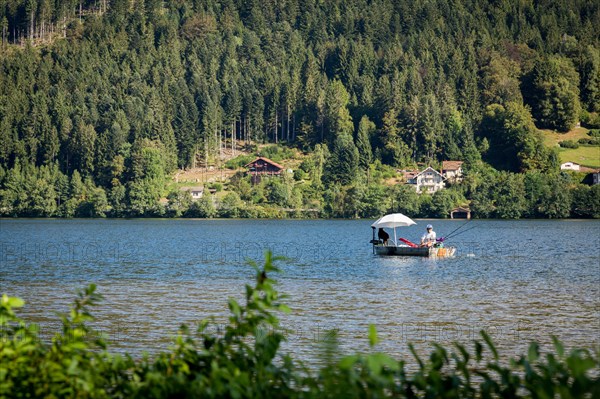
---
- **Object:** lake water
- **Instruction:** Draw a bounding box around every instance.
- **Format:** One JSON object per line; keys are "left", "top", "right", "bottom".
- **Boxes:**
{"left": 1, "top": 218, "right": 599, "bottom": 364}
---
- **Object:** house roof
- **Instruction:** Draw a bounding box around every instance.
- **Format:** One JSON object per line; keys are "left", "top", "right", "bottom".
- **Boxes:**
{"left": 442, "top": 161, "right": 464, "bottom": 171}
{"left": 414, "top": 166, "right": 444, "bottom": 179}
{"left": 561, "top": 161, "right": 580, "bottom": 166}
{"left": 451, "top": 206, "right": 471, "bottom": 212}
{"left": 244, "top": 156, "right": 284, "bottom": 170}
{"left": 399, "top": 169, "right": 419, "bottom": 180}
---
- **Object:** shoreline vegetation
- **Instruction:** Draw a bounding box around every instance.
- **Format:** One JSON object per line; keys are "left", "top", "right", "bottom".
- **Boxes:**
{"left": 1, "top": 155, "right": 599, "bottom": 219}
{"left": 1, "top": 252, "right": 598, "bottom": 397}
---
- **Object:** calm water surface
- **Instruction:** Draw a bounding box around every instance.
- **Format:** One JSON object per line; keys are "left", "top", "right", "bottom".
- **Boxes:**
{"left": 1, "top": 219, "right": 599, "bottom": 363}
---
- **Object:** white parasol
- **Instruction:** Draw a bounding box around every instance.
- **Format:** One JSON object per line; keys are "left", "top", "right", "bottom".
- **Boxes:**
{"left": 371, "top": 213, "right": 416, "bottom": 246}
{"left": 371, "top": 213, "right": 416, "bottom": 228}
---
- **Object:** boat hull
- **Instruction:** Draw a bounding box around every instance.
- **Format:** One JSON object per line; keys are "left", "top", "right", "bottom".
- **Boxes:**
{"left": 374, "top": 245, "right": 455, "bottom": 257}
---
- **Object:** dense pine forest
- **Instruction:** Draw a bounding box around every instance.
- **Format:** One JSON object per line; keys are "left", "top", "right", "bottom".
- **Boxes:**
{"left": 0, "top": 0, "right": 599, "bottom": 218}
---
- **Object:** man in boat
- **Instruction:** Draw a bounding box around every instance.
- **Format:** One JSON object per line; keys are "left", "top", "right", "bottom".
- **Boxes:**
{"left": 378, "top": 228, "right": 390, "bottom": 245}
{"left": 420, "top": 224, "right": 436, "bottom": 247}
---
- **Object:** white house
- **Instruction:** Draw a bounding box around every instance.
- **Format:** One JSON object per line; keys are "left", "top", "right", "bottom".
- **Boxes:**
{"left": 407, "top": 166, "right": 445, "bottom": 193}
{"left": 592, "top": 171, "right": 600, "bottom": 185}
{"left": 180, "top": 186, "right": 204, "bottom": 200}
{"left": 442, "top": 161, "right": 464, "bottom": 182}
{"left": 560, "top": 162, "right": 580, "bottom": 171}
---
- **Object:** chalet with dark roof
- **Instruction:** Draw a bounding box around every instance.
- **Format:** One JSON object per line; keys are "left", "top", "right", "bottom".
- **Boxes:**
{"left": 245, "top": 157, "right": 284, "bottom": 176}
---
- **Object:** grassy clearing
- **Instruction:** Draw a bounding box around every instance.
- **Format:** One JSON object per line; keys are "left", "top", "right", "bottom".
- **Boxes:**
{"left": 540, "top": 127, "right": 600, "bottom": 168}
{"left": 558, "top": 146, "right": 600, "bottom": 168}
{"left": 541, "top": 126, "right": 591, "bottom": 146}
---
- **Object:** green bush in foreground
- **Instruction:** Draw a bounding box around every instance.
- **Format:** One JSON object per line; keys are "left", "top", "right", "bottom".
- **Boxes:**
{"left": 1, "top": 253, "right": 599, "bottom": 398}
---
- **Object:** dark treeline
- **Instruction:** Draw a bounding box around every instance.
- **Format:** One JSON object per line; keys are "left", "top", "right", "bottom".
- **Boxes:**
{"left": 0, "top": 0, "right": 599, "bottom": 217}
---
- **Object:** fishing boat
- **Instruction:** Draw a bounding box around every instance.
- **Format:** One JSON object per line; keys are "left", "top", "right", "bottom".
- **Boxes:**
{"left": 373, "top": 244, "right": 455, "bottom": 257}
{"left": 370, "top": 213, "right": 456, "bottom": 257}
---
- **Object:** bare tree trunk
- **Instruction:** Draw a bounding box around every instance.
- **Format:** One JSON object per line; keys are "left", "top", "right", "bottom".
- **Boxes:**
{"left": 213, "top": 126, "right": 218, "bottom": 165}
{"left": 30, "top": 9, "right": 34, "bottom": 40}
{"left": 286, "top": 106, "right": 290, "bottom": 142}
{"left": 80, "top": 2, "right": 83, "bottom": 22}
{"left": 204, "top": 135, "right": 208, "bottom": 168}
{"left": 274, "top": 111, "right": 278, "bottom": 143}
{"left": 219, "top": 124, "right": 222, "bottom": 160}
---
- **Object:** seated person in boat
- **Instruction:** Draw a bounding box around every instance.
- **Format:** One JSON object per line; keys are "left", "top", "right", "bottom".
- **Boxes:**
{"left": 420, "top": 224, "right": 436, "bottom": 247}
{"left": 378, "top": 228, "right": 390, "bottom": 245}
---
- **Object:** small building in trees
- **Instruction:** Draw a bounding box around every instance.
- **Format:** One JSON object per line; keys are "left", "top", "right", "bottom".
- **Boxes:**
{"left": 245, "top": 157, "right": 284, "bottom": 176}
{"left": 245, "top": 157, "right": 285, "bottom": 184}
{"left": 450, "top": 206, "right": 471, "bottom": 219}
{"left": 585, "top": 170, "right": 600, "bottom": 185}
{"left": 407, "top": 167, "right": 445, "bottom": 193}
{"left": 560, "top": 162, "right": 580, "bottom": 171}
{"left": 442, "top": 161, "right": 464, "bottom": 182}
{"left": 180, "top": 186, "right": 204, "bottom": 201}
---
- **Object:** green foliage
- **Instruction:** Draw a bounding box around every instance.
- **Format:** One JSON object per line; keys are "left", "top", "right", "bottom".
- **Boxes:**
{"left": 207, "top": 182, "right": 223, "bottom": 192}
{"left": 224, "top": 154, "right": 256, "bottom": 170}
{"left": 571, "top": 184, "right": 600, "bottom": 218}
{"left": 293, "top": 168, "right": 307, "bottom": 181}
{"left": 0, "top": 161, "right": 110, "bottom": 217}
{"left": 186, "top": 196, "right": 217, "bottom": 218}
{"left": 219, "top": 191, "right": 244, "bottom": 218}
{"left": 380, "top": 108, "right": 411, "bottom": 167}
{"left": 355, "top": 115, "right": 375, "bottom": 170}
{"left": 559, "top": 140, "right": 580, "bottom": 149}
{"left": 469, "top": 167, "right": 527, "bottom": 219}
{"left": 166, "top": 189, "right": 193, "bottom": 217}
{"left": 577, "top": 137, "right": 600, "bottom": 146}
{"left": 479, "top": 102, "right": 556, "bottom": 172}
{"left": 428, "top": 190, "right": 465, "bottom": 219}
{"left": 524, "top": 172, "right": 573, "bottom": 218}
{"left": 580, "top": 111, "right": 600, "bottom": 128}
{"left": 323, "top": 133, "right": 359, "bottom": 186}
{"left": 480, "top": 52, "right": 523, "bottom": 107}
{"left": 258, "top": 146, "right": 296, "bottom": 163}
{"left": 1, "top": 253, "right": 599, "bottom": 398}
{"left": 391, "top": 184, "right": 420, "bottom": 216}
{"left": 525, "top": 56, "right": 581, "bottom": 132}
{"left": 578, "top": 46, "right": 600, "bottom": 113}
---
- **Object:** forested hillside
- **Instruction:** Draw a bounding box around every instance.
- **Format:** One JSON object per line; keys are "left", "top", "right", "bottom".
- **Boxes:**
{"left": 1, "top": 0, "right": 599, "bottom": 218}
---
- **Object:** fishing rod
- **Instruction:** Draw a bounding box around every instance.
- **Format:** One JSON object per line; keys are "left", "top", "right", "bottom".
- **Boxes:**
{"left": 442, "top": 224, "right": 478, "bottom": 241}
{"left": 437, "top": 219, "right": 472, "bottom": 242}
